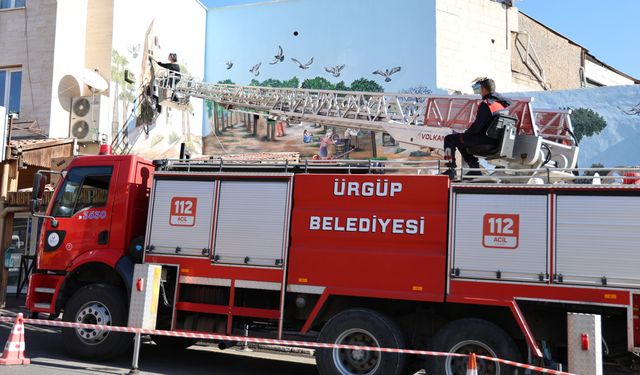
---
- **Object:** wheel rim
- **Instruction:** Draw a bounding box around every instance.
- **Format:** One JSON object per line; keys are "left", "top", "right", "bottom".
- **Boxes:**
{"left": 332, "top": 328, "right": 381, "bottom": 375}
{"left": 444, "top": 340, "right": 499, "bottom": 375}
{"left": 74, "top": 301, "right": 112, "bottom": 345}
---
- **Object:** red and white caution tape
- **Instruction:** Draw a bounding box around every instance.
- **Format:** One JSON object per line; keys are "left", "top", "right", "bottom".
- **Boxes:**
{"left": 0, "top": 316, "right": 575, "bottom": 374}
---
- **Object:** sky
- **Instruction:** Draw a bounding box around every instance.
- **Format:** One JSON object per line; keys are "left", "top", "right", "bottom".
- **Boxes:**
{"left": 201, "top": 0, "right": 640, "bottom": 80}
{"left": 204, "top": 0, "right": 438, "bottom": 92}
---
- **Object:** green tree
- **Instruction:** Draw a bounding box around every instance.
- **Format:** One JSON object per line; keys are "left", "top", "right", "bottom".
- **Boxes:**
{"left": 569, "top": 107, "right": 607, "bottom": 143}
{"left": 281, "top": 76, "right": 300, "bottom": 88}
{"left": 335, "top": 81, "right": 349, "bottom": 91}
{"left": 218, "top": 79, "right": 235, "bottom": 84}
{"left": 249, "top": 79, "right": 261, "bottom": 86}
{"left": 350, "top": 78, "right": 384, "bottom": 92}
{"left": 301, "top": 76, "right": 335, "bottom": 90}
{"left": 260, "top": 78, "right": 284, "bottom": 87}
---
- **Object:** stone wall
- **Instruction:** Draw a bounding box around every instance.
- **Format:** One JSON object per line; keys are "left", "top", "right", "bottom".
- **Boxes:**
{"left": 0, "top": 1, "right": 57, "bottom": 133}
{"left": 512, "top": 13, "right": 583, "bottom": 91}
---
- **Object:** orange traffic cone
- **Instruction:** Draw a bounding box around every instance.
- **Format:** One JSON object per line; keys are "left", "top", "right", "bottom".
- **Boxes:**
{"left": 0, "top": 313, "right": 30, "bottom": 365}
{"left": 466, "top": 352, "right": 478, "bottom": 375}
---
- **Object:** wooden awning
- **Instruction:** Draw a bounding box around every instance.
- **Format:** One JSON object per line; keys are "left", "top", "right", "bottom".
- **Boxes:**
{"left": 8, "top": 138, "right": 75, "bottom": 169}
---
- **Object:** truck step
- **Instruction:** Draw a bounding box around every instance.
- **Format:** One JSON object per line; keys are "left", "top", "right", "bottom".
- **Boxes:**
{"left": 33, "top": 303, "right": 51, "bottom": 309}
{"left": 35, "top": 287, "right": 56, "bottom": 294}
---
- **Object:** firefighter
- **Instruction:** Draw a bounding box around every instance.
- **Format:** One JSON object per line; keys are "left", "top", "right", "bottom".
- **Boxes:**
{"left": 156, "top": 53, "right": 181, "bottom": 102}
{"left": 442, "top": 77, "right": 512, "bottom": 179}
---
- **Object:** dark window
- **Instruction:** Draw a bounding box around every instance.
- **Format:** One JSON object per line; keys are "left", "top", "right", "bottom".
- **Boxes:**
{"left": 51, "top": 167, "right": 112, "bottom": 217}
{"left": 0, "top": 0, "right": 25, "bottom": 8}
{"left": 0, "top": 69, "right": 22, "bottom": 114}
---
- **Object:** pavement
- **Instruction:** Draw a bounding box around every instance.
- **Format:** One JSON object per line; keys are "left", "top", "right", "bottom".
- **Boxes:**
{"left": 0, "top": 295, "right": 318, "bottom": 375}
{"left": 0, "top": 295, "right": 633, "bottom": 375}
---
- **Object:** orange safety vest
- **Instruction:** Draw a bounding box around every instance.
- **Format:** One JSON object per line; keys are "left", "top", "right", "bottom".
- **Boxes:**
{"left": 485, "top": 99, "right": 507, "bottom": 114}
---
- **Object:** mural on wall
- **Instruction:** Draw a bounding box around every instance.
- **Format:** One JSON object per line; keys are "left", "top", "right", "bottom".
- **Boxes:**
{"left": 508, "top": 85, "right": 640, "bottom": 167}
{"left": 202, "top": 0, "right": 438, "bottom": 160}
{"left": 109, "top": 0, "right": 205, "bottom": 160}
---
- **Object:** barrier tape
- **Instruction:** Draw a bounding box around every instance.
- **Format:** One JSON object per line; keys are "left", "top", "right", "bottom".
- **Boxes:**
{"left": 0, "top": 316, "right": 575, "bottom": 374}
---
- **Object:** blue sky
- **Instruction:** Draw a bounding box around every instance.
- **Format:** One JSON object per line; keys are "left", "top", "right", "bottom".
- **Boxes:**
{"left": 202, "top": 0, "right": 640, "bottom": 80}
{"left": 204, "top": 0, "right": 437, "bottom": 92}
{"left": 517, "top": 0, "right": 640, "bottom": 79}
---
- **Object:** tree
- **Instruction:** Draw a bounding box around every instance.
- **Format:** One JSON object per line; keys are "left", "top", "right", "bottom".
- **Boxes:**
{"left": 281, "top": 76, "right": 300, "bottom": 88}
{"left": 111, "top": 49, "right": 136, "bottom": 129}
{"left": 402, "top": 86, "right": 432, "bottom": 95}
{"left": 249, "top": 79, "right": 261, "bottom": 86}
{"left": 350, "top": 78, "right": 383, "bottom": 93}
{"left": 218, "top": 79, "right": 234, "bottom": 85}
{"left": 621, "top": 102, "right": 640, "bottom": 116}
{"left": 301, "top": 76, "right": 335, "bottom": 90}
{"left": 259, "top": 78, "right": 284, "bottom": 87}
{"left": 335, "top": 81, "right": 349, "bottom": 91}
{"left": 569, "top": 107, "right": 607, "bottom": 143}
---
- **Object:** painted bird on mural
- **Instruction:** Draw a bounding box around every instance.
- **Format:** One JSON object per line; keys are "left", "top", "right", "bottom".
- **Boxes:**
{"left": 325, "top": 64, "right": 345, "bottom": 78}
{"left": 373, "top": 66, "right": 401, "bottom": 82}
{"left": 249, "top": 62, "right": 261, "bottom": 76}
{"left": 225, "top": 60, "right": 234, "bottom": 70}
{"left": 270, "top": 46, "right": 285, "bottom": 64}
{"left": 291, "top": 57, "right": 314, "bottom": 70}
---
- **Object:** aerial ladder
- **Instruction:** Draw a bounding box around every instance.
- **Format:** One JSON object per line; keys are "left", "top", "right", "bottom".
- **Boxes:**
{"left": 114, "top": 67, "right": 580, "bottom": 178}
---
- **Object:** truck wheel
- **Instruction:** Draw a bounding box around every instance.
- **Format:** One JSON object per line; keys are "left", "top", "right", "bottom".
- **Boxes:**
{"left": 62, "top": 284, "right": 131, "bottom": 360}
{"left": 316, "top": 308, "right": 406, "bottom": 375}
{"left": 425, "top": 318, "right": 521, "bottom": 375}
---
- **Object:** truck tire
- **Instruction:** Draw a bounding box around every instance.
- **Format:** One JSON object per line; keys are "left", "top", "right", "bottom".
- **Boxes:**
{"left": 62, "top": 284, "right": 131, "bottom": 360}
{"left": 316, "top": 308, "right": 406, "bottom": 375}
{"left": 425, "top": 318, "right": 521, "bottom": 375}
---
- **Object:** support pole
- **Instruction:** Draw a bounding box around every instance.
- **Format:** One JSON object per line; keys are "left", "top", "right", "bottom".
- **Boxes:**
{"left": 129, "top": 332, "right": 142, "bottom": 374}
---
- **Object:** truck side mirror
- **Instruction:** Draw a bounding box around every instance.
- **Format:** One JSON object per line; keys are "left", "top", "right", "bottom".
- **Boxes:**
{"left": 31, "top": 172, "right": 46, "bottom": 213}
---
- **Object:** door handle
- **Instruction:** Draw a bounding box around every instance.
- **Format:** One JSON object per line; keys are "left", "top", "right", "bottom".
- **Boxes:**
{"left": 98, "top": 231, "right": 109, "bottom": 245}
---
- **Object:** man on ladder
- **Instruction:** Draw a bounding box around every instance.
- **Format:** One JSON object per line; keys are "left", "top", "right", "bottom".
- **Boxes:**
{"left": 442, "top": 77, "right": 512, "bottom": 179}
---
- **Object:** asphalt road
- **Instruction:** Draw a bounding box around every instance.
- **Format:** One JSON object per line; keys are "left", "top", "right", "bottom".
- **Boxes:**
{"left": 0, "top": 297, "right": 319, "bottom": 375}
{"left": 0, "top": 322, "right": 319, "bottom": 375}
{"left": 0, "top": 297, "right": 631, "bottom": 375}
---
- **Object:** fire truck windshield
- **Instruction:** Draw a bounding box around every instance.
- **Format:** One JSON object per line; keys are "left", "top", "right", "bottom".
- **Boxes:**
{"left": 50, "top": 166, "right": 112, "bottom": 218}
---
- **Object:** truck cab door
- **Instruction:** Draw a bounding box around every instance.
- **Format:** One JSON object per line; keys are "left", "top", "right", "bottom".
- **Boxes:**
{"left": 39, "top": 165, "right": 117, "bottom": 271}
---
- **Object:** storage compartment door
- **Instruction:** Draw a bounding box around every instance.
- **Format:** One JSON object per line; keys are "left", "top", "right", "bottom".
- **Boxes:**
{"left": 555, "top": 195, "right": 640, "bottom": 287}
{"left": 213, "top": 180, "right": 289, "bottom": 267}
{"left": 147, "top": 180, "right": 216, "bottom": 256}
{"left": 452, "top": 193, "right": 548, "bottom": 281}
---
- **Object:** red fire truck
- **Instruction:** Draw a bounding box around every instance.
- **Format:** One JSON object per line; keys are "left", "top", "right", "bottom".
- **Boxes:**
{"left": 25, "top": 152, "right": 640, "bottom": 374}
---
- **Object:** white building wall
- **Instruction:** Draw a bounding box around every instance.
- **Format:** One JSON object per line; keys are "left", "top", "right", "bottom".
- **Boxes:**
{"left": 0, "top": 1, "right": 57, "bottom": 133}
{"left": 435, "top": 0, "right": 519, "bottom": 94}
{"left": 584, "top": 60, "right": 634, "bottom": 87}
{"left": 111, "top": 0, "right": 206, "bottom": 158}
{"left": 49, "top": 0, "right": 90, "bottom": 138}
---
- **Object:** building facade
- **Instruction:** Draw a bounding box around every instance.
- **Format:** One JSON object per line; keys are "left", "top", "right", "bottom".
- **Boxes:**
{"left": 1, "top": 0, "right": 207, "bottom": 156}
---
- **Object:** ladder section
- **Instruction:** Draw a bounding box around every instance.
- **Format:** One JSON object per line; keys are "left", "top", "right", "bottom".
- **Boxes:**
{"left": 156, "top": 70, "right": 578, "bottom": 169}
{"left": 163, "top": 71, "right": 573, "bottom": 145}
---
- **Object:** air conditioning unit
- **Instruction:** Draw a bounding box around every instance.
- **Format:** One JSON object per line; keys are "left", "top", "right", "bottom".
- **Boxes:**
{"left": 69, "top": 96, "right": 101, "bottom": 142}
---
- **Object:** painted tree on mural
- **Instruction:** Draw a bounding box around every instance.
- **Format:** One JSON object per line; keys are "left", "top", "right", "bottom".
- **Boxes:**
{"left": 622, "top": 102, "right": 640, "bottom": 116}
{"left": 301, "top": 76, "right": 335, "bottom": 90}
{"left": 111, "top": 50, "right": 136, "bottom": 130}
{"left": 568, "top": 107, "right": 607, "bottom": 143}
{"left": 350, "top": 78, "right": 384, "bottom": 92}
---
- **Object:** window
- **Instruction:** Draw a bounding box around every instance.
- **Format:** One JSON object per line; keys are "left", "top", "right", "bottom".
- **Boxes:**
{"left": 51, "top": 167, "right": 112, "bottom": 217}
{"left": 0, "top": 69, "right": 22, "bottom": 115}
{"left": 0, "top": 0, "right": 25, "bottom": 9}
